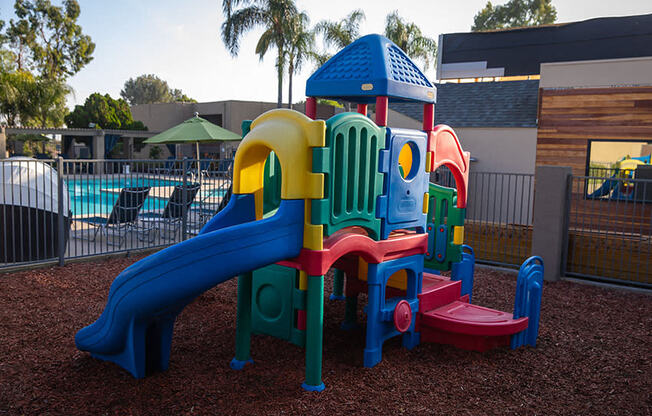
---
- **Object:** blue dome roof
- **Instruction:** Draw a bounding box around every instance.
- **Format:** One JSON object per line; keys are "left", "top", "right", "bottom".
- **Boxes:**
{"left": 306, "top": 34, "right": 436, "bottom": 104}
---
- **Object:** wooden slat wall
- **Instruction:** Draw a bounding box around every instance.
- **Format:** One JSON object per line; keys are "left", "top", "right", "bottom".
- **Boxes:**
{"left": 536, "top": 86, "right": 652, "bottom": 175}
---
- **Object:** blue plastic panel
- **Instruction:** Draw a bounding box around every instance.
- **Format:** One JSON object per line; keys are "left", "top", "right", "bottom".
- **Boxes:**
{"left": 511, "top": 256, "right": 544, "bottom": 349}
{"left": 306, "top": 34, "right": 436, "bottom": 104}
{"left": 451, "top": 245, "right": 475, "bottom": 302}
{"left": 377, "top": 128, "right": 429, "bottom": 239}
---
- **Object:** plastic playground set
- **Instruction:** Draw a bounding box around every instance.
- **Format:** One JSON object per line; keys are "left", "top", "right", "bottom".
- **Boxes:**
{"left": 588, "top": 155, "right": 651, "bottom": 200}
{"left": 75, "top": 35, "right": 544, "bottom": 392}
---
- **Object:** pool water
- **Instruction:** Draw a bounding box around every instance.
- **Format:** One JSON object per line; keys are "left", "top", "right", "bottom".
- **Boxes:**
{"left": 67, "top": 177, "right": 186, "bottom": 216}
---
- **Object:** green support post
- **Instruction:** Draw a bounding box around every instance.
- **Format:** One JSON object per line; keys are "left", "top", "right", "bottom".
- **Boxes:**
{"left": 330, "top": 269, "right": 345, "bottom": 300}
{"left": 341, "top": 295, "right": 359, "bottom": 330}
{"left": 303, "top": 274, "right": 325, "bottom": 392}
{"left": 230, "top": 272, "right": 254, "bottom": 370}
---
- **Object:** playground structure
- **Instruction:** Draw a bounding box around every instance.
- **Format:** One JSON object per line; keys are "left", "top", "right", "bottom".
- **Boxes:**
{"left": 588, "top": 155, "right": 651, "bottom": 200}
{"left": 75, "top": 35, "right": 543, "bottom": 391}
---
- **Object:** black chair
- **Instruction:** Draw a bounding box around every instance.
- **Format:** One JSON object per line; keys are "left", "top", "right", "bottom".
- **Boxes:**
{"left": 138, "top": 183, "right": 201, "bottom": 240}
{"left": 78, "top": 186, "right": 151, "bottom": 246}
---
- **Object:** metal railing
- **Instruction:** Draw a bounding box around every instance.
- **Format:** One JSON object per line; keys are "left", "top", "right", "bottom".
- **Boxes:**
{"left": 1, "top": 158, "right": 232, "bottom": 270}
{"left": 433, "top": 168, "right": 535, "bottom": 268}
{"left": 566, "top": 175, "right": 652, "bottom": 288}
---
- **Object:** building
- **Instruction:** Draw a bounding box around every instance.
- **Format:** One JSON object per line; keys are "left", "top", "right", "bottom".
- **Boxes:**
{"left": 443, "top": 13, "right": 652, "bottom": 175}
{"left": 131, "top": 100, "right": 338, "bottom": 159}
{"left": 391, "top": 80, "right": 539, "bottom": 174}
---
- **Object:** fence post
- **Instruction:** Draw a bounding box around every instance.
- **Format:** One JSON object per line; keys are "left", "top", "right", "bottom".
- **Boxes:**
{"left": 57, "top": 157, "right": 65, "bottom": 266}
{"left": 181, "top": 158, "right": 188, "bottom": 241}
{"left": 531, "top": 166, "right": 572, "bottom": 281}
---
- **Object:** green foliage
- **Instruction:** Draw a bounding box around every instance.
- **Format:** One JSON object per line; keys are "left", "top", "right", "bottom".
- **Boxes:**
{"left": 384, "top": 11, "right": 437, "bottom": 71}
{"left": 0, "top": 70, "right": 69, "bottom": 127}
{"left": 148, "top": 145, "right": 163, "bottom": 160}
{"left": 472, "top": 0, "right": 557, "bottom": 31}
{"left": 120, "top": 74, "right": 196, "bottom": 105}
{"left": 13, "top": 133, "right": 56, "bottom": 157}
{"left": 5, "top": 0, "right": 95, "bottom": 79}
{"left": 221, "top": 0, "right": 301, "bottom": 107}
{"left": 65, "top": 93, "right": 148, "bottom": 130}
{"left": 0, "top": 15, "right": 5, "bottom": 48}
{"left": 170, "top": 88, "right": 196, "bottom": 103}
{"left": 316, "top": 98, "right": 343, "bottom": 108}
{"left": 313, "top": 9, "right": 365, "bottom": 64}
{"left": 0, "top": 0, "right": 93, "bottom": 127}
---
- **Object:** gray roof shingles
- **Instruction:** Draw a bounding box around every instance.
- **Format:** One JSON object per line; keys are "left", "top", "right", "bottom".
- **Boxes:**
{"left": 391, "top": 80, "right": 539, "bottom": 128}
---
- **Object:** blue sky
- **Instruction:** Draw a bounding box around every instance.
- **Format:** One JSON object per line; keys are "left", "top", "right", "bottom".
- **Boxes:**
{"left": 2, "top": 0, "right": 651, "bottom": 108}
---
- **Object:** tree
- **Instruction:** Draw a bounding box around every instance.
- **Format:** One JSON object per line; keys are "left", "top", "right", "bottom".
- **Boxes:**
{"left": 313, "top": 9, "right": 365, "bottom": 64}
{"left": 5, "top": 0, "right": 95, "bottom": 79}
{"left": 384, "top": 11, "right": 437, "bottom": 71}
{"left": 0, "top": 70, "right": 69, "bottom": 127}
{"left": 472, "top": 0, "right": 557, "bottom": 31}
{"left": 22, "top": 76, "right": 70, "bottom": 127}
{"left": 286, "top": 12, "right": 313, "bottom": 109}
{"left": 0, "top": 0, "right": 94, "bottom": 127}
{"left": 170, "top": 88, "right": 196, "bottom": 103}
{"left": 120, "top": 74, "right": 196, "bottom": 105}
{"left": 0, "top": 70, "right": 33, "bottom": 126}
{"left": 221, "top": 0, "right": 300, "bottom": 108}
{"left": 65, "top": 93, "right": 147, "bottom": 130}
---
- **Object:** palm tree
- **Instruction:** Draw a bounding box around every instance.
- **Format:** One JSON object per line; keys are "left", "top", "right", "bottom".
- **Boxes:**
{"left": 286, "top": 12, "right": 314, "bottom": 109}
{"left": 221, "top": 0, "right": 299, "bottom": 108}
{"left": 384, "top": 11, "right": 437, "bottom": 71}
{"left": 313, "top": 9, "right": 365, "bottom": 64}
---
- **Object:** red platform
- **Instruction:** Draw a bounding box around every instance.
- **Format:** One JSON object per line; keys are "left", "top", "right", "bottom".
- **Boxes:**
{"left": 278, "top": 227, "right": 427, "bottom": 276}
{"left": 417, "top": 273, "right": 528, "bottom": 352}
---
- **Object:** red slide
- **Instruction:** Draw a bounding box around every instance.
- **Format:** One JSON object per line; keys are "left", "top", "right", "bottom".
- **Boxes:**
{"left": 416, "top": 273, "right": 528, "bottom": 352}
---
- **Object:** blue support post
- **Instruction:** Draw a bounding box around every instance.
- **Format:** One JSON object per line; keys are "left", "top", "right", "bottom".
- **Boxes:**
{"left": 451, "top": 245, "right": 475, "bottom": 302}
{"left": 511, "top": 256, "right": 544, "bottom": 349}
{"left": 362, "top": 255, "right": 422, "bottom": 368}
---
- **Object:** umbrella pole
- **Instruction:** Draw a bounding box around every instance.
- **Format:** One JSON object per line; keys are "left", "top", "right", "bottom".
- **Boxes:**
{"left": 196, "top": 142, "right": 201, "bottom": 186}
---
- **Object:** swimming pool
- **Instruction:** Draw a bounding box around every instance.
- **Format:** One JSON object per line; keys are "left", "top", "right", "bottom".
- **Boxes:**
{"left": 67, "top": 177, "right": 184, "bottom": 216}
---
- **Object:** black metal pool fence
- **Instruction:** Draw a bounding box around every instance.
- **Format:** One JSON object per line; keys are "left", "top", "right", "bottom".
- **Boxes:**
{"left": 1, "top": 158, "right": 232, "bottom": 269}
{"left": 2, "top": 159, "right": 650, "bottom": 289}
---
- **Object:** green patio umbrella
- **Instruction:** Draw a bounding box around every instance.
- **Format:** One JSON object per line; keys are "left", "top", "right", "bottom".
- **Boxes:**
{"left": 144, "top": 112, "right": 241, "bottom": 179}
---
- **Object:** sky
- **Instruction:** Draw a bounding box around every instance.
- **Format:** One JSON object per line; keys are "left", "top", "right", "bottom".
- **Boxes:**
{"left": 1, "top": 0, "right": 651, "bottom": 108}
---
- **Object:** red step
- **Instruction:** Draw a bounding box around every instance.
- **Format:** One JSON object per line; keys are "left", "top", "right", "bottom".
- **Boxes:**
{"left": 418, "top": 274, "right": 462, "bottom": 312}
{"left": 420, "top": 301, "right": 528, "bottom": 337}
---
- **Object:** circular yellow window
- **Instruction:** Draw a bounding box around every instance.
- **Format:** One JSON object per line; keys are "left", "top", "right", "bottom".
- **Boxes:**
{"left": 398, "top": 142, "right": 419, "bottom": 180}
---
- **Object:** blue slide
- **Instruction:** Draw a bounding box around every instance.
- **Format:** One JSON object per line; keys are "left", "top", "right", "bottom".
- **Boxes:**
{"left": 588, "top": 174, "right": 619, "bottom": 198}
{"left": 75, "top": 194, "right": 304, "bottom": 377}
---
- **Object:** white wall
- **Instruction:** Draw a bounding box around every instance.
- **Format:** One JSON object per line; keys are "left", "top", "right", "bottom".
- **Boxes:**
{"left": 454, "top": 127, "right": 538, "bottom": 174}
{"left": 385, "top": 110, "right": 537, "bottom": 174}
{"left": 540, "top": 57, "right": 652, "bottom": 89}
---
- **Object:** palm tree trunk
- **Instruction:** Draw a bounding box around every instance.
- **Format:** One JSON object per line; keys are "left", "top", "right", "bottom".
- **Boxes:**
{"left": 276, "top": 53, "right": 284, "bottom": 108}
{"left": 288, "top": 62, "right": 294, "bottom": 110}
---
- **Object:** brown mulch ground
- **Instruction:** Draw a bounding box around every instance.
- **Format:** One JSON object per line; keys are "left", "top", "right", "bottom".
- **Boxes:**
{"left": 1, "top": 255, "right": 650, "bottom": 416}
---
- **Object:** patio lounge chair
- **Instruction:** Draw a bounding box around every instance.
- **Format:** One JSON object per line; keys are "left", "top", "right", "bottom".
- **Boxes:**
{"left": 77, "top": 186, "right": 151, "bottom": 247}
{"left": 189, "top": 183, "right": 232, "bottom": 230}
{"left": 137, "top": 183, "right": 201, "bottom": 240}
{"left": 154, "top": 157, "right": 177, "bottom": 175}
{"left": 199, "top": 159, "right": 233, "bottom": 178}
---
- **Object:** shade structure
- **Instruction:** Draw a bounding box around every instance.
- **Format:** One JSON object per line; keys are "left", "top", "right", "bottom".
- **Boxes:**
{"left": 306, "top": 34, "right": 436, "bottom": 104}
{"left": 144, "top": 114, "right": 241, "bottom": 178}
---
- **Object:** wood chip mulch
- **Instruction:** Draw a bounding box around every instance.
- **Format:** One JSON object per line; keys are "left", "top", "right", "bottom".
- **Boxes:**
{"left": 0, "top": 256, "right": 650, "bottom": 415}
